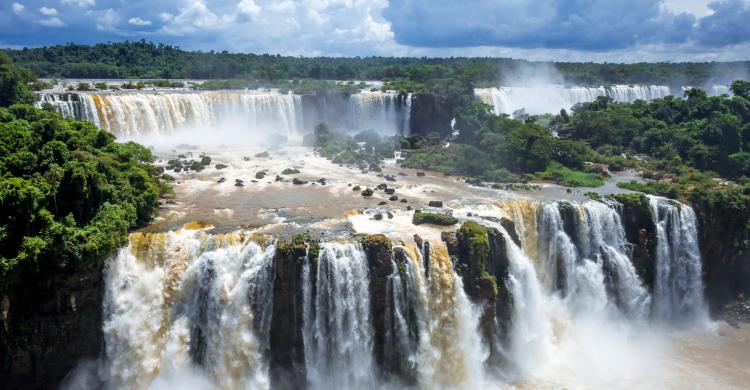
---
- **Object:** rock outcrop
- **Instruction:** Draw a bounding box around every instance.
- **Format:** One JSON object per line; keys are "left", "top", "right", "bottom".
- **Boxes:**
{"left": 0, "top": 264, "right": 103, "bottom": 390}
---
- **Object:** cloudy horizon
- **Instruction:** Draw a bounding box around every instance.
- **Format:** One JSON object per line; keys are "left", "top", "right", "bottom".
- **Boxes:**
{"left": 1, "top": 0, "right": 749, "bottom": 62}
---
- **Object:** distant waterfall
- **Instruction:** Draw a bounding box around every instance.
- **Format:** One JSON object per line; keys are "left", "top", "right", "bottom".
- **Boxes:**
{"left": 475, "top": 85, "right": 672, "bottom": 115}
{"left": 302, "top": 243, "right": 377, "bottom": 389}
{"left": 649, "top": 196, "right": 707, "bottom": 324}
{"left": 40, "top": 91, "right": 304, "bottom": 137}
{"left": 39, "top": 90, "right": 412, "bottom": 137}
{"left": 348, "top": 91, "right": 411, "bottom": 135}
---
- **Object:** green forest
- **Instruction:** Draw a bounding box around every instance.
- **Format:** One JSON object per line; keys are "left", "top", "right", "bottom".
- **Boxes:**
{"left": 6, "top": 41, "right": 749, "bottom": 88}
{"left": 0, "top": 51, "right": 168, "bottom": 293}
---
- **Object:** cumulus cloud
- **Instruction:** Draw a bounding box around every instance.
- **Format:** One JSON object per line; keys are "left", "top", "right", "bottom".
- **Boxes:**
{"left": 11, "top": 3, "right": 25, "bottom": 14}
{"left": 237, "top": 0, "right": 261, "bottom": 19}
{"left": 39, "top": 6, "right": 58, "bottom": 16}
{"left": 382, "top": 0, "right": 750, "bottom": 50}
{"left": 96, "top": 8, "right": 119, "bottom": 32}
{"left": 61, "top": 0, "right": 96, "bottom": 7}
{"left": 128, "top": 17, "right": 151, "bottom": 26}
{"left": 1, "top": 0, "right": 749, "bottom": 61}
{"left": 39, "top": 17, "right": 65, "bottom": 27}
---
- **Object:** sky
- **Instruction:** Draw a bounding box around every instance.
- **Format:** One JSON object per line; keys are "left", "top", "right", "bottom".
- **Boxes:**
{"left": 1, "top": 0, "right": 749, "bottom": 62}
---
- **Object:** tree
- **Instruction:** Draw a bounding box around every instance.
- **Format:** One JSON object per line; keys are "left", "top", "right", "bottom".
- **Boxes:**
{"left": 0, "top": 51, "right": 34, "bottom": 106}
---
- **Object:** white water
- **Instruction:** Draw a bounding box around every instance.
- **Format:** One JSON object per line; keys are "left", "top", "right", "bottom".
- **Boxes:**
{"left": 302, "top": 243, "right": 377, "bottom": 389}
{"left": 649, "top": 196, "right": 708, "bottom": 325}
{"left": 39, "top": 89, "right": 411, "bottom": 138}
{"left": 98, "top": 230, "right": 275, "bottom": 389}
{"left": 69, "top": 195, "right": 716, "bottom": 389}
{"left": 475, "top": 85, "right": 672, "bottom": 115}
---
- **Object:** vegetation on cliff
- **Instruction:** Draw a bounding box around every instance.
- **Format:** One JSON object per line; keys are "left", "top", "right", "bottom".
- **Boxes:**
{"left": 0, "top": 56, "right": 168, "bottom": 292}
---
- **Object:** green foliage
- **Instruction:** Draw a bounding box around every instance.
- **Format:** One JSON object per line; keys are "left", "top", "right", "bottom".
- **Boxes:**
{"left": 0, "top": 104, "right": 167, "bottom": 291}
{"left": 7, "top": 42, "right": 747, "bottom": 91}
{"left": 0, "top": 51, "right": 34, "bottom": 106}
{"left": 412, "top": 210, "right": 459, "bottom": 226}
{"left": 535, "top": 164, "right": 605, "bottom": 187}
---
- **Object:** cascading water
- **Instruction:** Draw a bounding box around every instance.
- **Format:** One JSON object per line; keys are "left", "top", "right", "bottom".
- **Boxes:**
{"left": 475, "top": 85, "right": 672, "bottom": 116}
{"left": 38, "top": 89, "right": 412, "bottom": 138}
{"left": 302, "top": 243, "right": 377, "bottom": 389}
{"left": 99, "top": 230, "right": 275, "bottom": 389}
{"left": 649, "top": 196, "right": 707, "bottom": 324}
{"left": 73, "top": 194, "right": 714, "bottom": 389}
{"left": 348, "top": 91, "right": 411, "bottom": 135}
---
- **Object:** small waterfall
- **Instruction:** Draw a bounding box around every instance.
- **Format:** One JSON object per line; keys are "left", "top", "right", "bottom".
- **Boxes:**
{"left": 348, "top": 91, "right": 411, "bottom": 135}
{"left": 534, "top": 202, "right": 650, "bottom": 319}
{"left": 383, "top": 253, "right": 420, "bottom": 379}
{"left": 100, "top": 230, "right": 275, "bottom": 389}
{"left": 649, "top": 196, "right": 707, "bottom": 324}
{"left": 475, "top": 85, "right": 672, "bottom": 115}
{"left": 407, "top": 242, "right": 486, "bottom": 388}
{"left": 302, "top": 243, "right": 377, "bottom": 389}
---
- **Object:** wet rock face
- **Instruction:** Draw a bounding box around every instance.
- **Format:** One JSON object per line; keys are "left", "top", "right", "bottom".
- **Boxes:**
{"left": 0, "top": 265, "right": 103, "bottom": 390}
{"left": 455, "top": 221, "right": 513, "bottom": 368}
{"left": 611, "top": 194, "right": 657, "bottom": 291}
{"left": 409, "top": 93, "right": 458, "bottom": 138}
{"left": 269, "top": 239, "right": 312, "bottom": 389}
{"left": 360, "top": 235, "right": 395, "bottom": 377}
{"left": 693, "top": 198, "right": 750, "bottom": 315}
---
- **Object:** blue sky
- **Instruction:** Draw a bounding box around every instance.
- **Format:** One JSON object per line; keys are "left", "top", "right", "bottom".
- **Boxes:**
{"left": 1, "top": 0, "right": 749, "bottom": 62}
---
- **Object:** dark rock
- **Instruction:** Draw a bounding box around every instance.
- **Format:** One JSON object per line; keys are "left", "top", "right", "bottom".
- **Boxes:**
{"left": 376, "top": 183, "right": 388, "bottom": 190}
{"left": 317, "top": 178, "right": 326, "bottom": 185}
{"left": 361, "top": 188, "right": 374, "bottom": 197}
{"left": 400, "top": 199, "right": 407, "bottom": 203}
{"left": 416, "top": 172, "right": 426, "bottom": 177}
{"left": 384, "top": 188, "right": 396, "bottom": 195}
{"left": 378, "top": 201, "right": 388, "bottom": 206}
{"left": 389, "top": 196, "right": 399, "bottom": 201}
{"left": 373, "top": 213, "right": 383, "bottom": 220}
{"left": 255, "top": 171, "right": 267, "bottom": 179}
{"left": 384, "top": 175, "right": 396, "bottom": 182}
{"left": 282, "top": 168, "right": 300, "bottom": 175}
{"left": 292, "top": 178, "right": 308, "bottom": 185}
{"left": 428, "top": 200, "right": 443, "bottom": 208}
{"left": 0, "top": 262, "right": 103, "bottom": 389}
{"left": 217, "top": 177, "right": 225, "bottom": 183}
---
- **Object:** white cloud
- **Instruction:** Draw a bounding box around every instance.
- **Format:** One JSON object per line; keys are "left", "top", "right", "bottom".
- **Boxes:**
{"left": 39, "top": 17, "right": 65, "bottom": 27}
{"left": 128, "top": 17, "right": 152, "bottom": 26}
{"left": 61, "top": 0, "right": 96, "bottom": 7}
{"left": 39, "top": 6, "right": 58, "bottom": 16}
{"left": 161, "top": 1, "right": 225, "bottom": 35}
{"left": 96, "top": 8, "right": 119, "bottom": 31}
{"left": 158, "top": 12, "right": 174, "bottom": 22}
{"left": 237, "top": 0, "right": 261, "bottom": 19}
{"left": 11, "top": 3, "right": 25, "bottom": 14}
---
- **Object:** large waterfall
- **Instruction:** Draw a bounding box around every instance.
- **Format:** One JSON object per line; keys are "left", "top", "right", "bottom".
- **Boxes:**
{"left": 38, "top": 90, "right": 411, "bottom": 138}
{"left": 475, "top": 85, "right": 673, "bottom": 115}
{"left": 68, "top": 194, "right": 712, "bottom": 389}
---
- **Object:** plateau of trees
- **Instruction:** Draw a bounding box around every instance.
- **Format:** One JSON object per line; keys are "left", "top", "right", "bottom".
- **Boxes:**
{"left": 7, "top": 41, "right": 748, "bottom": 90}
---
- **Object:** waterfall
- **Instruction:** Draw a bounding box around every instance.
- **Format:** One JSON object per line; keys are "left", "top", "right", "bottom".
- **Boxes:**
{"left": 100, "top": 230, "right": 275, "bottom": 389}
{"left": 649, "top": 196, "right": 708, "bottom": 324}
{"left": 348, "top": 91, "right": 411, "bottom": 135}
{"left": 38, "top": 90, "right": 412, "bottom": 138}
{"left": 475, "top": 85, "right": 672, "bottom": 115}
{"left": 534, "top": 202, "right": 650, "bottom": 319}
{"left": 302, "top": 243, "right": 377, "bottom": 389}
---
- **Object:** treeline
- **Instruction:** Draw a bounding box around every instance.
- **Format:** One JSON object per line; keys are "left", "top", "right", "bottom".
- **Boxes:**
{"left": 6, "top": 41, "right": 749, "bottom": 87}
